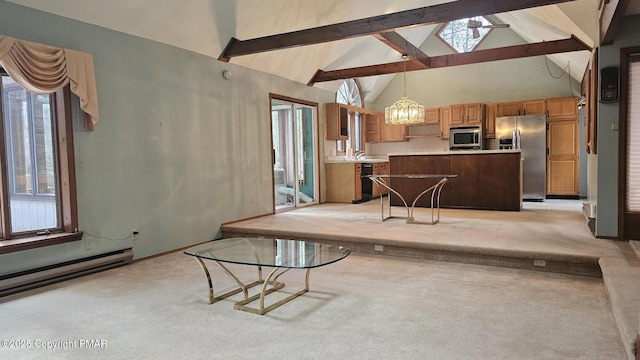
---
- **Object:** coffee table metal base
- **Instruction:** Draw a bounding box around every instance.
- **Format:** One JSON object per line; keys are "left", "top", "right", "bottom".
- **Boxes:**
{"left": 194, "top": 257, "right": 310, "bottom": 315}
{"left": 368, "top": 175, "right": 452, "bottom": 225}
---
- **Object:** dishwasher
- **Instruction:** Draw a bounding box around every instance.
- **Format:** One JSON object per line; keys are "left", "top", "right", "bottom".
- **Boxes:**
{"left": 360, "top": 163, "right": 373, "bottom": 201}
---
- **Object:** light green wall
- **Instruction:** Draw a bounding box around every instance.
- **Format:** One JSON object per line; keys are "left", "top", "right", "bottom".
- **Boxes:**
{"left": 0, "top": 2, "right": 334, "bottom": 274}
{"left": 595, "top": 14, "right": 640, "bottom": 237}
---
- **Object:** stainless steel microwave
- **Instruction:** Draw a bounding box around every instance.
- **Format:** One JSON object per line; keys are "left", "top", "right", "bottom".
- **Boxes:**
{"left": 449, "top": 126, "right": 482, "bottom": 150}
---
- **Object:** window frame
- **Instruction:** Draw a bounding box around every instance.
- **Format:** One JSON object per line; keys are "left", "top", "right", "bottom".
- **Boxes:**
{"left": 436, "top": 16, "right": 497, "bottom": 54}
{"left": 335, "top": 79, "right": 365, "bottom": 155}
{"left": 0, "top": 74, "right": 82, "bottom": 254}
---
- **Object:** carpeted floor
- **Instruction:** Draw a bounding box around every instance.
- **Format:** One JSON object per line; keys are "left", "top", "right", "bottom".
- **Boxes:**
{"left": 0, "top": 199, "right": 637, "bottom": 359}
{"left": 0, "top": 249, "right": 628, "bottom": 359}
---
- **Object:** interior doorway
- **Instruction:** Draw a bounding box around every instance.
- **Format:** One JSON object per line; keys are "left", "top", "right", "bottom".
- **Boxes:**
{"left": 270, "top": 96, "right": 319, "bottom": 212}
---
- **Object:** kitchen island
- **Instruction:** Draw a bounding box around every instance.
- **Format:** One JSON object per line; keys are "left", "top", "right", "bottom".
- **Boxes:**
{"left": 388, "top": 150, "right": 522, "bottom": 211}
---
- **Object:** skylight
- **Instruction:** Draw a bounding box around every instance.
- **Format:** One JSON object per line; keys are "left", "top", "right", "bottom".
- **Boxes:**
{"left": 437, "top": 16, "right": 492, "bottom": 53}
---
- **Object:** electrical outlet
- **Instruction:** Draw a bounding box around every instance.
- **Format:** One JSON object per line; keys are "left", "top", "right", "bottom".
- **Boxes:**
{"left": 250, "top": 195, "right": 256, "bottom": 203}
{"left": 132, "top": 229, "right": 139, "bottom": 241}
{"left": 84, "top": 236, "right": 93, "bottom": 250}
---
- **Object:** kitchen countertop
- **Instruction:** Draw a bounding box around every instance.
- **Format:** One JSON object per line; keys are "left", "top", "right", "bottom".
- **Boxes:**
{"left": 388, "top": 149, "right": 521, "bottom": 156}
{"left": 325, "top": 158, "right": 389, "bottom": 164}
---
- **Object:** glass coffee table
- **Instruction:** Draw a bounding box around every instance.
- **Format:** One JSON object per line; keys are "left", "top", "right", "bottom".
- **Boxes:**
{"left": 184, "top": 237, "right": 350, "bottom": 315}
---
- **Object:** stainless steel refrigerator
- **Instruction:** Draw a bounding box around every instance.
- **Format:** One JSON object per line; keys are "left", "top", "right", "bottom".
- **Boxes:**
{"left": 494, "top": 114, "right": 546, "bottom": 201}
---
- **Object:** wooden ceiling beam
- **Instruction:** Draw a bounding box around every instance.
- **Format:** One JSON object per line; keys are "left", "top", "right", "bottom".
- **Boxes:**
{"left": 372, "top": 32, "right": 431, "bottom": 68}
{"left": 308, "top": 35, "right": 591, "bottom": 84}
{"left": 219, "top": 0, "right": 575, "bottom": 61}
{"left": 600, "top": 0, "right": 632, "bottom": 45}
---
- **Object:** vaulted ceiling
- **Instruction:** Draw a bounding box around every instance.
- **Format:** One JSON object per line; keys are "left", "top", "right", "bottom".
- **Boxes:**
{"left": 7, "top": 0, "right": 640, "bottom": 103}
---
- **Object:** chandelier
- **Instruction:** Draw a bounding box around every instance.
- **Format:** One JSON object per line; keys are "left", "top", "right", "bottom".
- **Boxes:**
{"left": 384, "top": 55, "right": 425, "bottom": 125}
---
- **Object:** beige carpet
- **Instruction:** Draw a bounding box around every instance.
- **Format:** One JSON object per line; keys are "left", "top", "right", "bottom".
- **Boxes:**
{"left": 631, "top": 240, "right": 640, "bottom": 259}
{"left": 0, "top": 250, "right": 627, "bottom": 359}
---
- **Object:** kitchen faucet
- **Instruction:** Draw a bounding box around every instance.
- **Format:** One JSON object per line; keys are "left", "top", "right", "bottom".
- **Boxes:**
{"left": 354, "top": 151, "right": 366, "bottom": 160}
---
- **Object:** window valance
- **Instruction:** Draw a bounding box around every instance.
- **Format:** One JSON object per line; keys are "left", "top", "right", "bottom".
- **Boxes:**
{"left": 0, "top": 35, "right": 99, "bottom": 130}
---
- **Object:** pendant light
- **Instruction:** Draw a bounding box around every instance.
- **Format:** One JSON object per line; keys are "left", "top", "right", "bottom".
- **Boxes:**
{"left": 384, "top": 55, "right": 425, "bottom": 125}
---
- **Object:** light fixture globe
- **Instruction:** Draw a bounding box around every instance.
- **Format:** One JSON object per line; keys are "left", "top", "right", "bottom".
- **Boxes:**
{"left": 384, "top": 55, "right": 425, "bottom": 125}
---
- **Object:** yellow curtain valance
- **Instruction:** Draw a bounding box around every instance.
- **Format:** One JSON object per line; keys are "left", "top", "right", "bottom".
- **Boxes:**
{"left": 0, "top": 35, "right": 99, "bottom": 130}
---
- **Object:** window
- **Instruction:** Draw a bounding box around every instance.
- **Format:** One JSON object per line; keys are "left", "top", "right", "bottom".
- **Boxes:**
{"left": 337, "top": 79, "right": 362, "bottom": 108}
{"left": 335, "top": 79, "right": 364, "bottom": 154}
{"left": 0, "top": 70, "right": 80, "bottom": 250}
{"left": 437, "top": 16, "right": 493, "bottom": 53}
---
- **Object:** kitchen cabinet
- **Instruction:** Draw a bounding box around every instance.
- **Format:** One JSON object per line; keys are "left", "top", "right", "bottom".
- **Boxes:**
{"left": 485, "top": 103, "right": 497, "bottom": 138}
{"left": 325, "top": 103, "right": 348, "bottom": 140}
{"left": 424, "top": 107, "right": 440, "bottom": 125}
{"left": 522, "top": 99, "right": 546, "bottom": 115}
{"left": 449, "top": 103, "right": 484, "bottom": 127}
{"left": 371, "top": 163, "right": 379, "bottom": 198}
{"left": 325, "top": 163, "right": 361, "bottom": 203}
{"left": 378, "top": 162, "right": 389, "bottom": 196}
{"left": 497, "top": 101, "right": 522, "bottom": 117}
{"left": 364, "top": 112, "right": 406, "bottom": 143}
{"left": 404, "top": 107, "right": 440, "bottom": 139}
{"left": 364, "top": 113, "right": 381, "bottom": 143}
{"left": 383, "top": 122, "right": 406, "bottom": 142}
{"left": 440, "top": 107, "right": 451, "bottom": 139}
{"left": 497, "top": 99, "right": 546, "bottom": 117}
{"left": 325, "top": 161, "right": 389, "bottom": 203}
{"left": 546, "top": 97, "right": 578, "bottom": 119}
{"left": 547, "top": 119, "right": 579, "bottom": 196}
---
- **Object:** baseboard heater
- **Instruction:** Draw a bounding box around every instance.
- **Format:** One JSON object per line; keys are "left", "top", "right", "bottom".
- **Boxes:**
{"left": 0, "top": 248, "right": 133, "bottom": 297}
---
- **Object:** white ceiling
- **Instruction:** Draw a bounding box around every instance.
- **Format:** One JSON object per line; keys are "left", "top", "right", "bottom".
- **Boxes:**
{"left": 7, "top": 0, "right": 637, "bottom": 103}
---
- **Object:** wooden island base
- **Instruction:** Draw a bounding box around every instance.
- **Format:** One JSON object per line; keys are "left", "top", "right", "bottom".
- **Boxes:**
{"left": 389, "top": 150, "right": 522, "bottom": 211}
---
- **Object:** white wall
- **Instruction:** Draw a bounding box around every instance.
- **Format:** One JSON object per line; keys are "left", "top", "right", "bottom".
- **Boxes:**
{"left": 0, "top": 2, "right": 334, "bottom": 275}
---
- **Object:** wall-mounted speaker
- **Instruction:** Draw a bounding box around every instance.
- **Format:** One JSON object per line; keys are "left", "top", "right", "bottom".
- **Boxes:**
{"left": 600, "top": 66, "right": 619, "bottom": 103}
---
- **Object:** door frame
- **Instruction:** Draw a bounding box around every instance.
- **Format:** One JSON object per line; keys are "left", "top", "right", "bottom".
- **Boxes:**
{"left": 618, "top": 46, "right": 640, "bottom": 240}
{"left": 269, "top": 93, "right": 320, "bottom": 213}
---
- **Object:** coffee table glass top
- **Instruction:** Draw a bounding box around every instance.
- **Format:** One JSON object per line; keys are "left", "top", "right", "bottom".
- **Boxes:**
{"left": 184, "top": 237, "right": 350, "bottom": 268}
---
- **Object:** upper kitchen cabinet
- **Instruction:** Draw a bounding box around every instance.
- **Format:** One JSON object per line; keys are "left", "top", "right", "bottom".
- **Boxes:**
{"left": 424, "top": 107, "right": 440, "bottom": 125}
{"left": 440, "top": 107, "right": 451, "bottom": 139}
{"left": 325, "top": 103, "right": 348, "bottom": 140}
{"left": 497, "top": 101, "right": 522, "bottom": 117}
{"left": 449, "top": 103, "right": 484, "bottom": 127}
{"left": 546, "top": 97, "right": 578, "bottom": 119}
{"left": 485, "top": 103, "right": 497, "bottom": 138}
{"left": 497, "top": 100, "right": 545, "bottom": 116}
{"left": 405, "top": 107, "right": 441, "bottom": 139}
{"left": 364, "top": 112, "right": 381, "bottom": 143}
{"left": 383, "top": 122, "right": 406, "bottom": 142}
{"left": 364, "top": 111, "right": 406, "bottom": 143}
{"left": 522, "top": 99, "right": 546, "bottom": 115}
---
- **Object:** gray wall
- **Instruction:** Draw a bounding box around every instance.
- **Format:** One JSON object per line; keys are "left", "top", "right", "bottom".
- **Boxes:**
{"left": 0, "top": 2, "right": 334, "bottom": 275}
{"left": 595, "top": 14, "right": 640, "bottom": 237}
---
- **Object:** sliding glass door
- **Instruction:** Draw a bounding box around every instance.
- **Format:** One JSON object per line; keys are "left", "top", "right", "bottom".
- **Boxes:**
{"left": 271, "top": 97, "right": 318, "bottom": 211}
